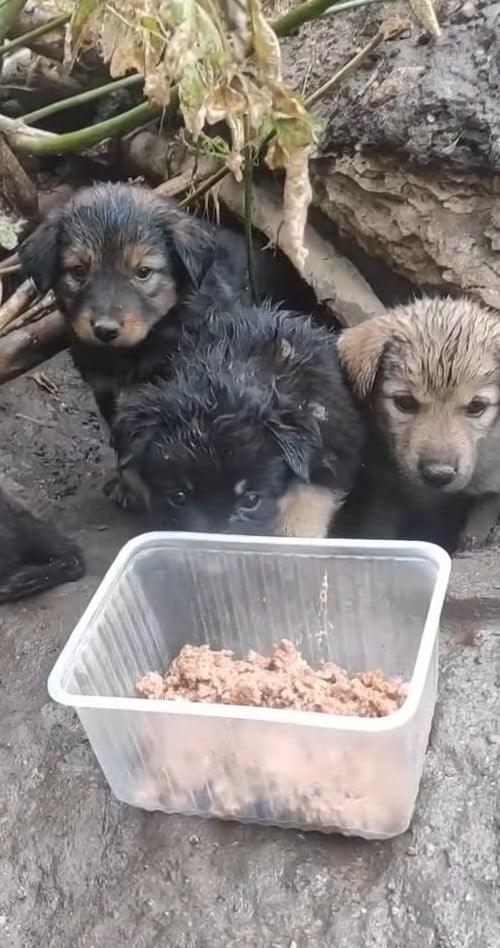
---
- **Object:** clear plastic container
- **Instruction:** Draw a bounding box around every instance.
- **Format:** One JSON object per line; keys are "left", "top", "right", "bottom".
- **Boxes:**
{"left": 48, "top": 534, "right": 450, "bottom": 839}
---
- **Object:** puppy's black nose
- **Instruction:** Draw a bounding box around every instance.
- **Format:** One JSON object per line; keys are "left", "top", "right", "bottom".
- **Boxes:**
{"left": 93, "top": 321, "right": 119, "bottom": 343}
{"left": 419, "top": 461, "right": 456, "bottom": 487}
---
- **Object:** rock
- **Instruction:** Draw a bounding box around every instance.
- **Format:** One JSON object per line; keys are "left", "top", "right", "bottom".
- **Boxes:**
{"left": 311, "top": 151, "right": 500, "bottom": 309}
{"left": 279, "top": 1, "right": 500, "bottom": 304}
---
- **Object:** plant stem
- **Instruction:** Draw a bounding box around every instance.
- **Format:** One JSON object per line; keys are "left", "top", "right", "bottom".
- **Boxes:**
{"left": 0, "top": 0, "right": 26, "bottom": 46}
{"left": 0, "top": 101, "right": 160, "bottom": 156}
{"left": 243, "top": 119, "right": 258, "bottom": 303}
{"left": 22, "top": 73, "right": 144, "bottom": 126}
{"left": 178, "top": 165, "right": 232, "bottom": 209}
{"left": 272, "top": 0, "right": 347, "bottom": 37}
{"left": 324, "top": 0, "right": 386, "bottom": 14}
{"left": 0, "top": 11, "right": 69, "bottom": 56}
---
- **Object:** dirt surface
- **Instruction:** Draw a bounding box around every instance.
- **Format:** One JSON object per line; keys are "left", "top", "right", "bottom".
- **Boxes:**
{"left": 282, "top": 0, "right": 500, "bottom": 171}
{"left": 0, "top": 354, "right": 498, "bottom": 947}
{"left": 278, "top": 1, "right": 500, "bottom": 310}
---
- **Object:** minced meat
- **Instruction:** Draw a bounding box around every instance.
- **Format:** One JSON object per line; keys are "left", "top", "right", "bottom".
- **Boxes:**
{"left": 136, "top": 640, "right": 407, "bottom": 718}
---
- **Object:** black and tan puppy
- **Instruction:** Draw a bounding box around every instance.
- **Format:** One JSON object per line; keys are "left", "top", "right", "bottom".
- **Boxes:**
{"left": 0, "top": 484, "right": 84, "bottom": 603}
{"left": 336, "top": 295, "right": 500, "bottom": 551}
{"left": 18, "top": 182, "right": 250, "bottom": 429}
{"left": 111, "top": 303, "right": 364, "bottom": 537}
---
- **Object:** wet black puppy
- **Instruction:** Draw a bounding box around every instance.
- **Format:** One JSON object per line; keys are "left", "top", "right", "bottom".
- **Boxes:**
{"left": 0, "top": 485, "right": 84, "bottom": 603}
{"left": 111, "top": 303, "right": 364, "bottom": 537}
{"left": 18, "top": 182, "right": 250, "bottom": 429}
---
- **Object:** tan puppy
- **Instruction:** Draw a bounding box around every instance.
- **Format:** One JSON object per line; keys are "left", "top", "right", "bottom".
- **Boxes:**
{"left": 336, "top": 295, "right": 500, "bottom": 550}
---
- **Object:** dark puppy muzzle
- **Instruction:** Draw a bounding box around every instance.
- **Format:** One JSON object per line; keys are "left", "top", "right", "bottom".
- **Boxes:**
{"left": 92, "top": 318, "right": 120, "bottom": 343}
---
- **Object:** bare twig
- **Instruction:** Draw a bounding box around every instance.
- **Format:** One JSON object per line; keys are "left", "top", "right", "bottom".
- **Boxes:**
{"left": 178, "top": 165, "right": 231, "bottom": 209}
{"left": 31, "top": 370, "right": 58, "bottom": 395}
{"left": 154, "top": 169, "right": 203, "bottom": 200}
{"left": 0, "top": 295, "right": 55, "bottom": 337}
{"left": 0, "top": 262, "right": 20, "bottom": 276}
{"left": 0, "top": 279, "right": 35, "bottom": 333}
{"left": 304, "top": 27, "right": 387, "bottom": 108}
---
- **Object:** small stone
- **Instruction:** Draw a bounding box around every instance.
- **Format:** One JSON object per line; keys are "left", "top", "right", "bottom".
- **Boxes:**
{"left": 459, "top": 1, "right": 475, "bottom": 19}
{"left": 406, "top": 846, "right": 418, "bottom": 856}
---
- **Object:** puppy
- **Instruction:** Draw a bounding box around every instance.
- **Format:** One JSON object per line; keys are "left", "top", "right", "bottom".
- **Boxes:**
{"left": 0, "top": 484, "right": 84, "bottom": 603}
{"left": 18, "top": 182, "right": 250, "bottom": 429}
{"left": 110, "top": 303, "right": 364, "bottom": 537}
{"left": 336, "top": 295, "right": 500, "bottom": 551}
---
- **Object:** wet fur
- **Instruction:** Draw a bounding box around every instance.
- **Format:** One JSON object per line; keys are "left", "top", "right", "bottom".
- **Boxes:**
{"left": 19, "top": 182, "right": 252, "bottom": 429}
{"left": 0, "top": 486, "right": 84, "bottom": 603}
{"left": 336, "top": 295, "right": 500, "bottom": 551}
{"left": 111, "top": 303, "right": 363, "bottom": 537}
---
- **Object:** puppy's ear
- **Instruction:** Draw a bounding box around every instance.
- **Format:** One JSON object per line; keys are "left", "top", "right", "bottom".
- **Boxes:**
{"left": 337, "top": 315, "right": 394, "bottom": 399}
{"left": 268, "top": 416, "right": 320, "bottom": 481}
{"left": 153, "top": 199, "right": 216, "bottom": 287}
{"left": 18, "top": 210, "right": 64, "bottom": 294}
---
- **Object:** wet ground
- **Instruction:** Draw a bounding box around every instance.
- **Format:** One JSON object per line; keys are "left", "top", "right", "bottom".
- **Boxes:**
{"left": 0, "top": 354, "right": 498, "bottom": 948}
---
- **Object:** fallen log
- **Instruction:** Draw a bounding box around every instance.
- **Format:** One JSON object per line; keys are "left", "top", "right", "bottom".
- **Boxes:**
{"left": 218, "top": 175, "right": 385, "bottom": 326}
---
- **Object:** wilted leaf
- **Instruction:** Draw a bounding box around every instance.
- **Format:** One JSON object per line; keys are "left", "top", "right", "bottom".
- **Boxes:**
{"left": 281, "top": 144, "right": 312, "bottom": 274}
{"left": 67, "top": 0, "right": 106, "bottom": 65}
{"left": 407, "top": 0, "right": 440, "bottom": 37}
{"left": 249, "top": 0, "right": 282, "bottom": 83}
{"left": 270, "top": 84, "right": 315, "bottom": 154}
{"left": 218, "top": 0, "right": 250, "bottom": 61}
{"left": 77, "top": 0, "right": 315, "bottom": 265}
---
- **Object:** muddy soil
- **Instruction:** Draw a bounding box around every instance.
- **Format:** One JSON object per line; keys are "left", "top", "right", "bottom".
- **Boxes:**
{"left": 0, "top": 353, "right": 498, "bottom": 948}
{"left": 281, "top": 0, "right": 500, "bottom": 171}
{"left": 0, "top": 5, "right": 498, "bottom": 940}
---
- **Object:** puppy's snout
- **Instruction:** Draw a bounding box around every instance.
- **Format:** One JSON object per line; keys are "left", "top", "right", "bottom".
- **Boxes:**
{"left": 92, "top": 320, "right": 120, "bottom": 343}
{"left": 418, "top": 460, "right": 457, "bottom": 487}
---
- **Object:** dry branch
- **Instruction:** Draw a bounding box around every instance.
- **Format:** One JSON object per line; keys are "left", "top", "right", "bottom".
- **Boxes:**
{"left": 0, "top": 308, "right": 65, "bottom": 385}
{"left": 0, "top": 278, "right": 35, "bottom": 333}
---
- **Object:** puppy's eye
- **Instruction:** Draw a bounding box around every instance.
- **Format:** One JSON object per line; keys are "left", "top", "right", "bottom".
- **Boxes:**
{"left": 135, "top": 266, "right": 153, "bottom": 281}
{"left": 393, "top": 394, "right": 419, "bottom": 414}
{"left": 69, "top": 264, "right": 88, "bottom": 282}
{"left": 241, "top": 491, "right": 261, "bottom": 511}
{"left": 466, "top": 398, "right": 488, "bottom": 417}
{"left": 167, "top": 490, "right": 187, "bottom": 507}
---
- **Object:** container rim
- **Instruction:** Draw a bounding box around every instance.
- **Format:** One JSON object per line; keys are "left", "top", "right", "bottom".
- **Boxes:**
{"left": 47, "top": 533, "right": 451, "bottom": 734}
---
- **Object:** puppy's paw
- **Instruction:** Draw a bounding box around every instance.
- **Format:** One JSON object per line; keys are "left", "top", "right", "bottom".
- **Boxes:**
{"left": 103, "top": 473, "right": 146, "bottom": 513}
